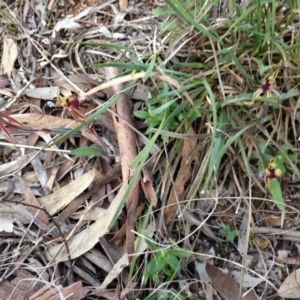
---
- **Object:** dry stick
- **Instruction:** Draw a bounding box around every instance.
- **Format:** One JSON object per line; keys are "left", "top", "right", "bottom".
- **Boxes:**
{"left": 104, "top": 67, "right": 140, "bottom": 262}
{"left": 255, "top": 227, "right": 300, "bottom": 240}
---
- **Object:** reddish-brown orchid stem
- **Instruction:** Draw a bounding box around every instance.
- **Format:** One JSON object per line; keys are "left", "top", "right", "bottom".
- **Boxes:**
{"left": 104, "top": 67, "right": 140, "bottom": 262}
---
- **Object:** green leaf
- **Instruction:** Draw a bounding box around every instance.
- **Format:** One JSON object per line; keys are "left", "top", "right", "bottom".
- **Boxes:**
{"left": 152, "top": 273, "right": 160, "bottom": 284}
{"left": 144, "top": 237, "right": 158, "bottom": 251}
{"left": 70, "top": 147, "right": 103, "bottom": 156}
{"left": 219, "top": 225, "right": 240, "bottom": 242}
{"left": 227, "top": 230, "right": 240, "bottom": 242}
{"left": 268, "top": 178, "right": 284, "bottom": 210}
{"left": 166, "top": 255, "right": 180, "bottom": 271}
{"left": 167, "top": 249, "right": 192, "bottom": 258}
{"left": 142, "top": 273, "right": 149, "bottom": 286}
{"left": 150, "top": 99, "right": 177, "bottom": 116}
{"left": 153, "top": 7, "right": 175, "bottom": 16}
{"left": 219, "top": 225, "right": 230, "bottom": 236}
{"left": 146, "top": 258, "right": 159, "bottom": 275}
{"left": 164, "top": 266, "right": 172, "bottom": 277}
{"left": 143, "top": 54, "right": 156, "bottom": 82}
{"left": 272, "top": 157, "right": 286, "bottom": 175}
{"left": 164, "top": 0, "right": 218, "bottom": 42}
{"left": 134, "top": 110, "right": 150, "bottom": 119}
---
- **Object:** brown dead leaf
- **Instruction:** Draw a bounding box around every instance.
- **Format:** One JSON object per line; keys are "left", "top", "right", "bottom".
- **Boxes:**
{"left": 96, "top": 254, "right": 129, "bottom": 290}
{"left": 140, "top": 167, "right": 158, "bottom": 207}
{"left": 261, "top": 211, "right": 282, "bottom": 227}
{"left": 56, "top": 159, "right": 76, "bottom": 181}
{"left": 94, "top": 282, "right": 137, "bottom": 300}
{"left": 12, "top": 113, "right": 79, "bottom": 129}
{"left": 0, "top": 269, "right": 44, "bottom": 300}
{"left": 1, "top": 34, "right": 18, "bottom": 78}
{"left": 29, "top": 282, "right": 88, "bottom": 300}
{"left": 55, "top": 164, "right": 121, "bottom": 223}
{"left": 84, "top": 249, "right": 113, "bottom": 273}
{"left": 205, "top": 263, "right": 259, "bottom": 300}
{"left": 278, "top": 267, "right": 300, "bottom": 298}
{"left": 47, "top": 181, "right": 129, "bottom": 261}
{"left": 164, "top": 127, "right": 198, "bottom": 227}
{"left": 39, "top": 168, "right": 97, "bottom": 215}
{"left": 280, "top": 257, "right": 300, "bottom": 265}
{"left": 17, "top": 176, "right": 49, "bottom": 226}
{"left": 12, "top": 112, "right": 109, "bottom": 150}
{"left": 95, "top": 222, "right": 154, "bottom": 291}
{"left": 0, "top": 202, "right": 33, "bottom": 224}
{"left": 0, "top": 157, "right": 31, "bottom": 177}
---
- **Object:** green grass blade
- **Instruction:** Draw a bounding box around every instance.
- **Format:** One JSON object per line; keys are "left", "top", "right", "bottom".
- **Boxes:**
{"left": 143, "top": 54, "right": 157, "bottom": 82}
{"left": 164, "top": 0, "right": 218, "bottom": 42}
{"left": 70, "top": 147, "right": 103, "bottom": 156}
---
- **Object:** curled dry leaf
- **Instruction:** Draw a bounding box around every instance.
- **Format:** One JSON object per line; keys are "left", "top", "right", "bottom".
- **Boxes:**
{"left": 140, "top": 167, "right": 158, "bottom": 207}
{"left": 278, "top": 267, "right": 300, "bottom": 298}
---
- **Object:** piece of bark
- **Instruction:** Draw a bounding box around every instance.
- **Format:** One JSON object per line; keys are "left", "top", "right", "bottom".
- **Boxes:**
{"left": 104, "top": 67, "right": 140, "bottom": 261}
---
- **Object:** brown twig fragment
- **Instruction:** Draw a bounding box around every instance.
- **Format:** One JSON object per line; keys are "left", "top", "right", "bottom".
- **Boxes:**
{"left": 104, "top": 67, "right": 140, "bottom": 261}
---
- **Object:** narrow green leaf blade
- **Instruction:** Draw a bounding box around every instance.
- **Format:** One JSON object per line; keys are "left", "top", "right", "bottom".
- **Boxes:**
{"left": 167, "top": 249, "right": 192, "bottom": 258}
{"left": 143, "top": 54, "right": 156, "bottom": 82}
{"left": 151, "top": 99, "right": 177, "bottom": 116}
{"left": 70, "top": 147, "right": 103, "bottom": 156}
